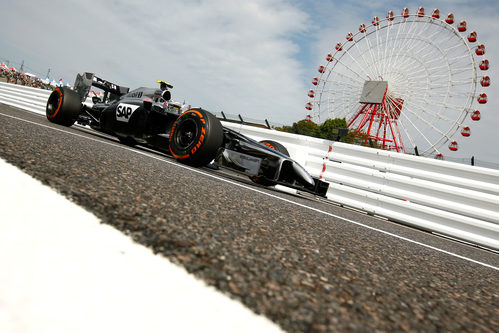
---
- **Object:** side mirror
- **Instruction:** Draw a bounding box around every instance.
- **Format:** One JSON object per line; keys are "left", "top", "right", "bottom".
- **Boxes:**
{"left": 162, "top": 90, "right": 171, "bottom": 101}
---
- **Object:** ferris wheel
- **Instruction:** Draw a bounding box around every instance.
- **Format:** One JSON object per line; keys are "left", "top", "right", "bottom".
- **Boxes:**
{"left": 306, "top": 7, "right": 490, "bottom": 156}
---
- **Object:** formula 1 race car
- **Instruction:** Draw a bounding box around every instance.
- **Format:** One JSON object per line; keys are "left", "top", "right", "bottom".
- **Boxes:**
{"left": 45, "top": 72, "right": 329, "bottom": 197}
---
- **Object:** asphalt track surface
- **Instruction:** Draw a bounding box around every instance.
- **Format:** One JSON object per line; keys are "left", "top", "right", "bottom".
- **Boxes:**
{"left": 1, "top": 104, "right": 498, "bottom": 332}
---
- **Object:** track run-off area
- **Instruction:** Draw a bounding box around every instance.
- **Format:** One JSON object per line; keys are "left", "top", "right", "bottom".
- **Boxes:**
{"left": 0, "top": 104, "right": 497, "bottom": 332}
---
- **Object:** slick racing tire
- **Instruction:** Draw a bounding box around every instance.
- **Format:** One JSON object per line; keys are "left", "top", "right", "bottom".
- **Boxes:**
{"left": 259, "top": 140, "right": 290, "bottom": 156}
{"left": 46, "top": 87, "right": 81, "bottom": 126}
{"left": 169, "top": 108, "right": 223, "bottom": 167}
{"left": 251, "top": 140, "right": 290, "bottom": 186}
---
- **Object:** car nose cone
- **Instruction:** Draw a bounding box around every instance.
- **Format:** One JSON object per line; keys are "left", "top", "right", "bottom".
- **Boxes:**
{"left": 292, "top": 162, "right": 315, "bottom": 187}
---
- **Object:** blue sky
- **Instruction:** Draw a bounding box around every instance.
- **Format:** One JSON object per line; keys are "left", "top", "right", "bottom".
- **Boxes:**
{"left": 1, "top": 0, "right": 498, "bottom": 163}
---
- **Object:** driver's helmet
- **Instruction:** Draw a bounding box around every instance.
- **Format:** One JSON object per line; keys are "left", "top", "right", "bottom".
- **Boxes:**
{"left": 157, "top": 80, "right": 173, "bottom": 91}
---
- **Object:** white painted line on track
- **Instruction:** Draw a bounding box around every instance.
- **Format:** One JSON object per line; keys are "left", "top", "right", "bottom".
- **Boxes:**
{"left": 1, "top": 111, "right": 498, "bottom": 273}
{"left": 0, "top": 158, "right": 283, "bottom": 333}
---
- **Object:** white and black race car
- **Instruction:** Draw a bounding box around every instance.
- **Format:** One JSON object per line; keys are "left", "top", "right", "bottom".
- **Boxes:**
{"left": 45, "top": 72, "right": 329, "bottom": 197}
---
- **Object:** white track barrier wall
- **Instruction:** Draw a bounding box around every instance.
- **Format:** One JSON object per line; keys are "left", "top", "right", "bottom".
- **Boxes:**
{"left": 1, "top": 82, "right": 498, "bottom": 250}
{"left": 0, "top": 82, "right": 51, "bottom": 113}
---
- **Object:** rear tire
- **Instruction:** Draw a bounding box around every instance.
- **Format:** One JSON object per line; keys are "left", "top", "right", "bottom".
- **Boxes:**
{"left": 169, "top": 108, "right": 223, "bottom": 167}
{"left": 46, "top": 87, "right": 81, "bottom": 126}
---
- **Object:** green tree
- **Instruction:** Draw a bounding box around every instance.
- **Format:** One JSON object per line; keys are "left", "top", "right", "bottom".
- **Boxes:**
{"left": 319, "top": 118, "right": 348, "bottom": 141}
{"left": 292, "top": 119, "right": 321, "bottom": 137}
{"left": 275, "top": 119, "right": 321, "bottom": 138}
{"left": 275, "top": 117, "right": 380, "bottom": 148}
{"left": 343, "top": 130, "right": 380, "bottom": 148}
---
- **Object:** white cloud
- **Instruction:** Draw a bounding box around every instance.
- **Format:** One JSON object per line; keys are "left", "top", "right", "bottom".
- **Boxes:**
{"left": 2, "top": 0, "right": 309, "bottom": 123}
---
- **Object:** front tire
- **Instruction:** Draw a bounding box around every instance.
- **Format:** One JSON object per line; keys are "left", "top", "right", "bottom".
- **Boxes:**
{"left": 46, "top": 87, "right": 81, "bottom": 126}
{"left": 169, "top": 108, "right": 223, "bottom": 167}
{"left": 259, "top": 140, "right": 290, "bottom": 156}
{"left": 251, "top": 140, "right": 290, "bottom": 186}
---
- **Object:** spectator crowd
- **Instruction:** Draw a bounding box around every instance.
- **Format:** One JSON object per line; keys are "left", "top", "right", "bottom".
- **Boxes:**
{"left": 0, "top": 64, "right": 62, "bottom": 90}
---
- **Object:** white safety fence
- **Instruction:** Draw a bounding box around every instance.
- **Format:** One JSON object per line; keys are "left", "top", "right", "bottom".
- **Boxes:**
{"left": 1, "top": 82, "right": 498, "bottom": 251}
{"left": 0, "top": 82, "right": 52, "bottom": 113}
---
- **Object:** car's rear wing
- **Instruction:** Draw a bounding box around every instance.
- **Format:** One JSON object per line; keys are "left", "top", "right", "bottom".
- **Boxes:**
{"left": 74, "top": 72, "right": 129, "bottom": 103}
